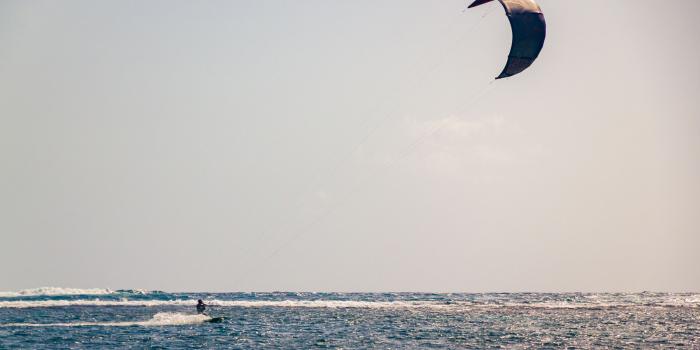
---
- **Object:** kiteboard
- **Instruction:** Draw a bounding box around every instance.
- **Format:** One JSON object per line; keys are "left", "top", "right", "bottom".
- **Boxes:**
{"left": 207, "top": 317, "right": 225, "bottom": 323}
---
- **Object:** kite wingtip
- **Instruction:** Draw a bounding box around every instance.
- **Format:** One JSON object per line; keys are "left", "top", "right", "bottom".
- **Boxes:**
{"left": 468, "top": 0, "right": 496, "bottom": 8}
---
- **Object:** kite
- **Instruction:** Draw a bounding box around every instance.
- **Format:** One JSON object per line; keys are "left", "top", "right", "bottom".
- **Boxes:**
{"left": 469, "top": 0, "right": 546, "bottom": 79}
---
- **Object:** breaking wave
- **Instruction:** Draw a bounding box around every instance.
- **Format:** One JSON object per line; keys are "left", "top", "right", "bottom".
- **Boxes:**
{"left": 0, "top": 287, "right": 115, "bottom": 298}
{"left": 1, "top": 312, "right": 210, "bottom": 327}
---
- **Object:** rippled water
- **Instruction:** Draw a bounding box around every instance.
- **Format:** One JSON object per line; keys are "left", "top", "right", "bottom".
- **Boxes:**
{"left": 1, "top": 289, "right": 698, "bottom": 349}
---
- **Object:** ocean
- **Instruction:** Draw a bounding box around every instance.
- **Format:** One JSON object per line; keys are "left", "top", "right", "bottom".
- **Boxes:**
{"left": 1, "top": 288, "right": 698, "bottom": 349}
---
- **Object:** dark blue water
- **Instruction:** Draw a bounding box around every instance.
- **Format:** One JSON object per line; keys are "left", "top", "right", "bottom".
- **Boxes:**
{"left": 1, "top": 288, "right": 698, "bottom": 349}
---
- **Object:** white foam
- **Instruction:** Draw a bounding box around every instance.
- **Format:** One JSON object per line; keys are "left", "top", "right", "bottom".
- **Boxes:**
{"left": 657, "top": 295, "right": 700, "bottom": 306}
{"left": 503, "top": 301, "right": 630, "bottom": 309}
{"left": 0, "top": 287, "right": 113, "bottom": 298}
{"left": 1, "top": 312, "right": 210, "bottom": 327}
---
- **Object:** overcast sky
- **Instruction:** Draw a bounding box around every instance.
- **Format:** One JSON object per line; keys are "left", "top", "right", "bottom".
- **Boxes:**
{"left": 1, "top": 0, "right": 698, "bottom": 292}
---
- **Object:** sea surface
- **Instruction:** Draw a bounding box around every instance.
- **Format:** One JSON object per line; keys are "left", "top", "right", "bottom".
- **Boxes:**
{"left": 1, "top": 288, "right": 698, "bottom": 349}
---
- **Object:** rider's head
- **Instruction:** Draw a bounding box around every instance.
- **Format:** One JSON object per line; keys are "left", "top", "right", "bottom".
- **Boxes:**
{"left": 197, "top": 299, "right": 203, "bottom": 304}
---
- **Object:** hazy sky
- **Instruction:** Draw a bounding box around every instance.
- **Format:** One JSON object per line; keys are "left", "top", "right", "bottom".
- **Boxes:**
{"left": 1, "top": 0, "right": 698, "bottom": 292}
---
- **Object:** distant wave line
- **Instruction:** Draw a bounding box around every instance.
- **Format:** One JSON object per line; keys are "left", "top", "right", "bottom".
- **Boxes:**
{"left": 1, "top": 299, "right": 697, "bottom": 310}
{"left": 0, "top": 287, "right": 160, "bottom": 298}
{"left": 0, "top": 287, "right": 116, "bottom": 298}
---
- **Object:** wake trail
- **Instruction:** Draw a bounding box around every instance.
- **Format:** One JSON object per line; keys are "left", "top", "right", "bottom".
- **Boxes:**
{"left": 0, "top": 312, "right": 210, "bottom": 327}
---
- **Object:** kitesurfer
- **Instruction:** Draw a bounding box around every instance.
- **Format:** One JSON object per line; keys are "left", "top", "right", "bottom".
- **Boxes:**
{"left": 196, "top": 299, "right": 207, "bottom": 314}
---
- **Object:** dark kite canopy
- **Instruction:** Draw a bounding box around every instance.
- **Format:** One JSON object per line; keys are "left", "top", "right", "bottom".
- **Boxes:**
{"left": 469, "top": 0, "right": 546, "bottom": 79}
